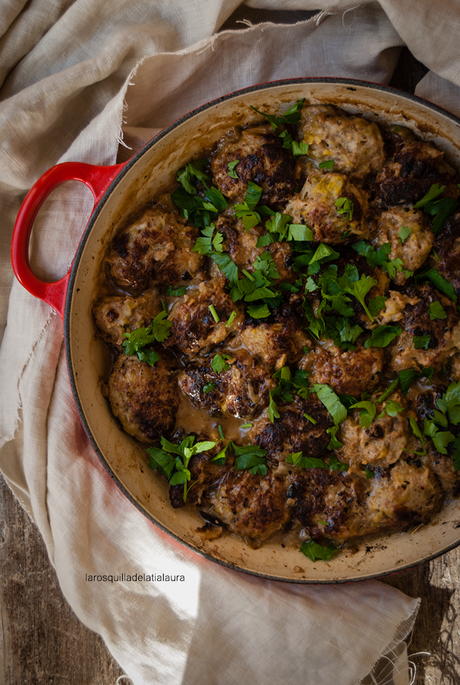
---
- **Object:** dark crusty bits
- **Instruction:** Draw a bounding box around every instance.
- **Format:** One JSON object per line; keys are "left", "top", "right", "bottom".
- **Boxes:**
{"left": 93, "top": 98, "right": 460, "bottom": 556}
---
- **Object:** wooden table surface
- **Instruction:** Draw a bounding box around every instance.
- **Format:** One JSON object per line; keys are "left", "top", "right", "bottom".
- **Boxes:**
{"left": 1, "top": 9, "right": 459, "bottom": 684}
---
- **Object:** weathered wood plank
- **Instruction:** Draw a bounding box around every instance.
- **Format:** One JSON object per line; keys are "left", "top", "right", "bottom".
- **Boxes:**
{"left": 0, "top": 473, "right": 126, "bottom": 685}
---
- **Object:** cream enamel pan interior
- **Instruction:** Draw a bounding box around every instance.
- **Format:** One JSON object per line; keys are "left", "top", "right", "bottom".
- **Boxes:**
{"left": 66, "top": 79, "right": 460, "bottom": 583}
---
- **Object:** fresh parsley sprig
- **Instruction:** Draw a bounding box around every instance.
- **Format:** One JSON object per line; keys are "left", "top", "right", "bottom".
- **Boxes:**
{"left": 122, "top": 311, "right": 172, "bottom": 365}
{"left": 212, "top": 440, "right": 268, "bottom": 475}
{"left": 300, "top": 539, "right": 338, "bottom": 561}
{"left": 147, "top": 435, "right": 216, "bottom": 503}
{"left": 414, "top": 183, "right": 458, "bottom": 236}
{"left": 250, "top": 99, "right": 308, "bottom": 156}
{"left": 172, "top": 159, "right": 228, "bottom": 229}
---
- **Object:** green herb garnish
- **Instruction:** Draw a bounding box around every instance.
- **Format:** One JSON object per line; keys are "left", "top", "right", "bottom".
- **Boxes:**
{"left": 147, "top": 435, "right": 216, "bottom": 502}
{"left": 211, "top": 353, "right": 232, "bottom": 374}
{"left": 300, "top": 539, "right": 338, "bottom": 561}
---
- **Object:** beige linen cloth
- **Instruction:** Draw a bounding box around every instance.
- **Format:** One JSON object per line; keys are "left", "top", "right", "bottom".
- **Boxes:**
{"left": 1, "top": 1, "right": 460, "bottom": 683}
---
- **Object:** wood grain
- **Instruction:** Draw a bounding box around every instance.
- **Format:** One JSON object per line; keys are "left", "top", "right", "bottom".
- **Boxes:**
{"left": 0, "top": 474, "right": 126, "bottom": 685}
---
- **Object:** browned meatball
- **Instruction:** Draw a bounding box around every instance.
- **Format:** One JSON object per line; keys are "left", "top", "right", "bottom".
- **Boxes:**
{"left": 288, "top": 457, "right": 443, "bottom": 543}
{"left": 339, "top": 391, "right": 412, "bottom": 471}
{"left": 108, "top": 355, "right": 179, "bottom": 443}
{"left": 168, "top": 437, "right": 227, "bottom": 509}
{"left": 105, "top": 202, "right": 203, "bottom": 292}
{"left": 284, "top": 172, "right": 371, "bottom": 244}
{"left": 300, "top": 339, "right": 383, "bottom": 397}
{"left": 249, "top": 396, "right": 332, "bottom": 464}
{"left": 92, "top": 292, "right": 161, "bottom": 347}
{"left": 202, "top": 466, "right": 291, "bottom": 547}
{"left": 433, "top": 212, "right": 460, "bottom": 298}
{"left": 388, "top": 284, "right": 460, "bottom": 373}
{"left": 375, "top": 141, "right": 459, "bottom": 208}
{"left": 299, "top": 104, "right": 385, "bottom": 178}
{"left": 218, "top": 216, "right": 264, "bottom": 272}
{"left": 218, "top": 216, "right": 296, "bottom": 284}
{"left": 167, "top": 278, "right": 243, "bottom": 357}
{"left": 210, "top": 124, "right": 296, "bottom": 205}
{"left": 240, "top": 295, "right": 310, "bottom": 369}
{"left": 374, "top": 206, "right": 434, "bottom": 284}
{"left": 178, "top": 349, "right": 275, "bottom": 420}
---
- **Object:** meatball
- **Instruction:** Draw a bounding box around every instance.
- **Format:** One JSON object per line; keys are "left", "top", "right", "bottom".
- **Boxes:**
{"left": 218, "top": 216, "right": 264, "bottom": 273}
{"left": 374, "top": 206, "right": 434, "bottom": 284}
{"left": 92, "top": 292, "right": 161, "bottom": 347}
{"left": 299, "top": 339, "right": 383, "bottom": 397}
{"left": 202, "top": 466, "right": 291, "bottom": 547}
{"left": 240, "top": 295, "right": 310, "bottom": 369}
{"left": 210, "top": 124, "right": 296, "bottom": 205}
{"left": 249, "top": 396, "right": 332, "bottom": 464}
{"left": 388, "top": 284, "right": 460, "bottom": 373}
{"left": 288, "top": 457, "right": 443, "bottom": 543}
{"left": 168, "top": 437, "right": 226, "bottom": 509}
{"left": 167, "top": 278, "right": 243, "bottom": 356}
{"left": 339, "top": 391, "right": 412, "bottom": 470}
{"left": 105, "top": 202, "right": 203, "bottom": 292}
{"left": 375, "top": 141, "right": 459, "bottom": 207}
{"left": 284, "top": 172, "right": 371, "bottom": 244}
{"left": 108, "top": 355, "right": 179, "bottom": 443}
{"left": 423, "top": 447, "right": 460, "bottom": 497}
{"left": 178, "top": 349, "right": 275, "bottom": 420}
{"left": 298, "top": 105, "right": 385, "bottom": 178}
{"left": 433, "top": 212, "right": 460, "bottom": 297}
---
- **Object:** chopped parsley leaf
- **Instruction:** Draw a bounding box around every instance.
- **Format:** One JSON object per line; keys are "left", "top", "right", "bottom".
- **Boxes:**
{"left": 286, "top": 453, "right": 327, "bottom": 469}
{"left": 364, "top": 325, "right": 401, "bottom": 348}
{"left": 413, "top": 334, "right": 431, "bottom": 350}
{"left": 147, "top": 435, "right": 216, "bottom": 503}
{"left": 227, "top": 160, "right": 239, "bottom": 179}
{"left": 429, "top": 301, "right": 447, "bottom": 320}
{"left": 211, "top": 353, "right": 232, "bottom": 374}
{"left": 300, "top": 540, "right": 339, "bottom": 561}
{"left": 399, "top": 225, "right": 412, "bottom": 243}
{"left": 319, "top": 159, "right": 334, "bottom": 170}
{"left": 313, "top": 383, "right": 347, "bottom": 426}
{"left": 122, "top": 311, "right": 172, "bottom": 362}
{"left": 167, "top": 285, "right": 187, "bottom": 297}
{"left": 335, "top": 197, "right": 354, "bottom": 221}
{"left": 415, "top": 268, "right": 457, "bottom": 303}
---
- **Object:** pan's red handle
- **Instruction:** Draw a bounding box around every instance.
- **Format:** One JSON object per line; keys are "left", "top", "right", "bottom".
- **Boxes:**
{"left": 11, "top": 161, "right": 126, "bottom": 319}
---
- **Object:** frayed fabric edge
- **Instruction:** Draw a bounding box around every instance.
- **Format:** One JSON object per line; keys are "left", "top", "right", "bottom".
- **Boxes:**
{"left": 354, "top": 597, "right": 421, "bottom": 685}
{"left": 0, "top": 307, "right": 58, "bottom": 447}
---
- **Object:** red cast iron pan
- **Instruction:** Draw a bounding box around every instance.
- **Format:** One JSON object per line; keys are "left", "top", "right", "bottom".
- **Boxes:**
{"left": 11, "top": 78, "right": 460, "bottom": 583}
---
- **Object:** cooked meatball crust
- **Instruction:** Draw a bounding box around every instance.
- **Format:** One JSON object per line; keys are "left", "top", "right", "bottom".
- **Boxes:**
{"left": 202, "top": 467, "right": 291, "bottom": 547}
{"left": 211, "top": 124, "right": 296, "bottom": 205}
{"left": 240, "top": 295, "right": 310, "bottom": 369}
{"left": 388, "top": 284, "right": 460, "bottom": 372}
{"left": 92, "top": 292, "right": 161, "bottom": 347}
{"left": 105, "top": 203, "right": 203, "bottom": 292}
{"left": 108, "top": 355, "right": 179, "bottom": 443}
{"left": 288, "top": 458, "right": 443, "bottom": 543}
{"left": 167, "top": 278, "right": 243, "bottom": 356}
{"left": 178, "top": 349, "right": 275, "bottom": 420}
{"left": 375, "top": 141, "right": 459, "bottom": 207}
{"left": 249, "top": 396, "right": 332, "bottom": 464}
{"left": 433, "top": 212, "right": 460, "bottom": 297}
{"left": 374, "top": 206, "right": 434, "bottom": 284}
{"left": 339, "top": 391, "right": 412, "bottom": 470}
{"left": 299, "top": 105, "right": 385, "bottom": 178}
{"left": 284, "top": 172, "right": 371, "bottom": 244}
{"left": 299, "top": 339, "right": 384, "bottom": 397}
